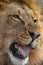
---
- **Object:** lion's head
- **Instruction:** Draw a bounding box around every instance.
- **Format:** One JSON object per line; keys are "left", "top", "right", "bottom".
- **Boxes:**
{"left": 0, "top": 0, "right": 43, "bottom": 65}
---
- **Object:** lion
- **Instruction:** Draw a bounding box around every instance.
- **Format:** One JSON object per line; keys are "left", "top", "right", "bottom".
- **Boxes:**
{"left": 0, "top": 0, "right": 43, "bottom": 65}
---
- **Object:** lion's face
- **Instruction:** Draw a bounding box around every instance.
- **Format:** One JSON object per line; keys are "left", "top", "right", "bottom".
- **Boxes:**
{"left": 0, "top": 2, "right": 41, "bottom": 65}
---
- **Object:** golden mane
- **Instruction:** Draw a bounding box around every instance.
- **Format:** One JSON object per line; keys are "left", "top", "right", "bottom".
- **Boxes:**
{"left": 0, "top": 0, "right": 41, "bottom": 19}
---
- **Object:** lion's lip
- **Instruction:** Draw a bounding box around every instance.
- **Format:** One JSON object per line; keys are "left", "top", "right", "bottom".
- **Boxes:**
{"left": 10, "top": 42, "right": 31, "bottom": 59}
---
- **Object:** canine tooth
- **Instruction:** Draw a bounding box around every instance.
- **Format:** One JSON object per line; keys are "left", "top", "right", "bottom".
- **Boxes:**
{"left": 31, "top": 41, "right": 38, "bottom": 48}
{"left": 39, "top": 40, "right": 40, "bottom": 43}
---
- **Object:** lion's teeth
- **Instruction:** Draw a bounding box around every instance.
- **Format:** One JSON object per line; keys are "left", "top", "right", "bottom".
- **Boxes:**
{"left": 39, "top": 40, "right": 40, "bottom": 43}
{"left": 31, "top": 41, "right": 38, "bottom": 48}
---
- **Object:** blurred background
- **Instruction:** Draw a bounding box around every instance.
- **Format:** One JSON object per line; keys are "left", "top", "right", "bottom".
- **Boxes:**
{"left": 37, "top": 0, "right": 43, "bottom": 21}
{"left": 37, "top": 0, "right": 43, "bottom": 14}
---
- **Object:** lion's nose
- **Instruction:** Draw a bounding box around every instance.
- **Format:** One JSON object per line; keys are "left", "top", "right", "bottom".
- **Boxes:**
{"left": 29, "top": 31, "right": 40, "bottom": 40}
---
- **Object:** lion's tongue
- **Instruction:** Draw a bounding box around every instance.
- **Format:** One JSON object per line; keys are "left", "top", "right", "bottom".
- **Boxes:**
{"left": 18, "top": 45, "right": 31, "bottom": 57}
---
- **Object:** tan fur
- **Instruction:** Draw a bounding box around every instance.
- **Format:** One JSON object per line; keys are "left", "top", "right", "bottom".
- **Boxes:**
{"left": 0, "top": 0, "right": 43, "bottom": 65}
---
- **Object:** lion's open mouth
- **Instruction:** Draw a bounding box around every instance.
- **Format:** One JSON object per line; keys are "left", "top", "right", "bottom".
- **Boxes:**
{"left": 9, "top": 33, "right": 40, "bottom": 59}
{"left": 10, "top": 41, "right": 31, "bottom": 59}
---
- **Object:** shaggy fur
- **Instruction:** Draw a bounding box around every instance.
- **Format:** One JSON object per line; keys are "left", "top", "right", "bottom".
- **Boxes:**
{"left": 0, "top": 0, "right": 43, "bottom": 65}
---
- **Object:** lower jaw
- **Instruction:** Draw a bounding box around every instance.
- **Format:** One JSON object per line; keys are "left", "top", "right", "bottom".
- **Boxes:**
{"left": 8, "top": 51, "right": 29, "bottom": 65}
{"left": 10, "top": 41, "right": 31, "bottom": 60}
{"left": 12, "top": 53, "right": 27, "bottom": 59}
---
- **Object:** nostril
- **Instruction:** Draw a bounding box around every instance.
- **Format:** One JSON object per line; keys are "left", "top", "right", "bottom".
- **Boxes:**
{"left": 35, "top": 33, "right": 40, "bottom": 39}
{"left": 29, "top": 31, "right": 34, "bottom": 39}
{"left": 29, "top": 31, "right": 40, "bottom": 40}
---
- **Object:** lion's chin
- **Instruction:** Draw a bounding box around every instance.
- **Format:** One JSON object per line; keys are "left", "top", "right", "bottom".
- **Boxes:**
{"left": 8, "top": 41, "right": 31, "bottom": 65}
{"left": 8, "top": 51, "right": 29, "bottom": 65}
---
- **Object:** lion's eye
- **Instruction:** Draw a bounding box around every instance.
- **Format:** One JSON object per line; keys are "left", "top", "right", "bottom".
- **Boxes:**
{"left": 9, "top": 15, "right": 20, "bottom": 20}
{"left": 34, "top": 19, "right": 38, "bottom": 24}
{"left": 12, "top": 14, "right": 25, "bottom": 24}
{"left": 8, "top": 14, "right": 25, "bottom": 26}
{"left": 12, "top": 15, "right": 20, "bottom": 19}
